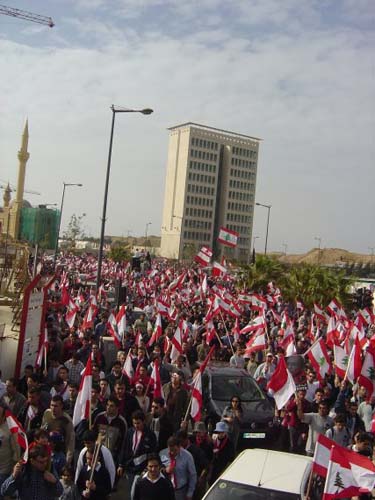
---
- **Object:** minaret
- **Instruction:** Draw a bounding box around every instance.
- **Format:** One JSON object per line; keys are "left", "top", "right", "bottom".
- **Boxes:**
{"left": 3, "top": 183, "right": 11, "bottom": 208}
{"left": 12, "top": 119, "right": 30, "bottom": 238}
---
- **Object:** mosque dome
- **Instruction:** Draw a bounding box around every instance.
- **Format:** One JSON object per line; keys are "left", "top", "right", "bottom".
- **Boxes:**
{"left": 9, "top": 199, "right": 32, "bottom": 208}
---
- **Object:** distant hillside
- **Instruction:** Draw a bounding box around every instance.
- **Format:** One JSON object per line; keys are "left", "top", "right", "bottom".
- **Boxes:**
{"left": 276, "top": 248, "right": 373, "bottom": 266}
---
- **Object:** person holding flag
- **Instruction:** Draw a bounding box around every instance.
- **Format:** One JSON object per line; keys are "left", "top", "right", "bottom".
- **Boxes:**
{"left": 0, "top": 402, "right": 21, "bottom": 494}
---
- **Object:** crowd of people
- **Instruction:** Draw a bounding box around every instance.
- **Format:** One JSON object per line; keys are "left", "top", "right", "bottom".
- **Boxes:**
{"left": 0, "top": 252, "right": 374, "bottom": 499}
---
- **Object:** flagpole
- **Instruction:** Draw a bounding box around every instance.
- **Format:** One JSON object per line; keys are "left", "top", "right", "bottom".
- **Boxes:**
{"left": 304, "top": 465, "right": 315, "bottom": 500}
{"left": 88, "top": 398, "right": 92, "bottom": 430}
{"left": 219, "top": 311, "right": 236, "bottom": 362}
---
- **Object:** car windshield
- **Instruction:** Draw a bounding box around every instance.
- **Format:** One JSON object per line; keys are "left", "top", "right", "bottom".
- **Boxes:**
{"left": 204, "top": 481, "right": 300, "bottom": 500}
{"left": 211, "top": 375, "right": 265, "bottom": 401}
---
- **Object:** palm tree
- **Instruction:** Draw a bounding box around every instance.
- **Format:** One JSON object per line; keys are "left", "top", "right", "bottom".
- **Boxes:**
{"left": 238, "top": 255, "right": 285, "bottom": 291}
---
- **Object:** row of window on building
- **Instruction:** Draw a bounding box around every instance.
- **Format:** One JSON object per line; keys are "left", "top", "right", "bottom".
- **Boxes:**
{"left": 187, "top": 184, "right": 215, "bottom": 195}
{"left": 184, "top": 219, "right": 212, "bottom": 230}
{"left": 227, "top": 213, "right": 252, "bottom": 224}
{"left": 232, "top": 146, "right": 257, "bottom": 159}
{"left": 231, "top": 157, "right": 257, "bottom": 169}
{"left": 227, "top": 223, "right": 250, "bottom": 235}
{"left": 189, "top": 161, "right": 216, "bottom": 173}
{"left": 190, "top": 149, "right": 218, "bottom": 162}
{"left": 186, "top": 195, "right": 214, "bottom": 207}
{"left": 228, "top": 191, "right": 254, "bottom": 202}
{"left": 227, "top": 201, "right": 253, "bottom": 213}
{"left": 228, "top": 180, "right": 255, "bottom": 190}
{"left": 185, "top": 207, "right": 213, "bottom": 218}
{"left": 183, "top": 231, "right": 211, "bottom": 242}
{"left": 230, "top": 168, "right": 256, "bottom": 180}
{"left": 191, "top": 137, "right": 219, "bottom": 150}
{"left": 187, "top": 172, "right": 216, "bottom": 184}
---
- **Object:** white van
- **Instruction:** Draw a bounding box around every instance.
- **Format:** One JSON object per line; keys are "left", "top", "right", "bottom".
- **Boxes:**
{"left": 203, "top": 449, "right": 320, "bottom": 499}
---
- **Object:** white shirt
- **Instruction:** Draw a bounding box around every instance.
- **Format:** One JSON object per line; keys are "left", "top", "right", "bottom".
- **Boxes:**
{"left": 75, "top": 444, "right": 116, "bottom": 487}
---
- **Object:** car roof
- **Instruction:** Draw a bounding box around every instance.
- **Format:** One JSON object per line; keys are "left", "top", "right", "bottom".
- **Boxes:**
{"left": 219, "top": 449, "right": 312, "bottom": 494}
{"left": 205, "top": 365, "right": 249, "bottom": 377}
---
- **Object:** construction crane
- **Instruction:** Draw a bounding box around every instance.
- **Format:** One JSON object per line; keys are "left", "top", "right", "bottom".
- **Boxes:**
{"left": 0, "top": 4, "right": 54, "bottom": 27}
{"left": 0, "top": 183, "right": 41, "bottom": 196}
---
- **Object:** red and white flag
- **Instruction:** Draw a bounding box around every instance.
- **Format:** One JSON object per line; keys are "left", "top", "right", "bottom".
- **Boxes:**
{"left": 168, "top": 272, "right": 186, "bottom": 292}
{"left": 156, "top": 298, "right": 170, "bottom": 317}
{"left": 194, "top": 246, "right": 213, "bottom": 266}
{"left": 212, "top": 261, "right": 227, "bottom": 277}
{"left": 345, "top": 335, "right": 362, "bottom": 384}
{"left": 72, "top": 356, "right": 92, "bottom": 427}
{"left": 5, "top": 410, "right": 29, "bottom": 462}
{"left": 333, "top": 344, "right": 349, "bottom": 380}
{"left": 306, "top": 338, "right": 332, "bottom": 382}
{"left": 116, "top": 305, "right": 127, "bottom": 340}
{"left": 122, "top": 350, "right": 134, "bottom": 380}
{"left": 244, "top": 331, "right": 266, "bottom": 356}
{"left": 323, "top": 445, "right": 375, "bottom": 499}
{"left": 359, "top": 307, "right": 375, "bottom": 326}
{"left": 149, "top": 358, "right": 164, "bottom": 399}
{"left": 170, "top": 321, "right": 183, "bottom": 362}
{"left": 314, "top": 303, "right": 327, "bottom": 322}
{"left": 267, "top": 356, "right": 296, "bottom": 410}
{"left": 107, "top": 313, "right": 121, "bottom": 348}
{"left": 147, "top": 314, "right": 163, "bottom": 347}
{"left": 240, "top": 315, "right": 267, "bottom": 334}
{"left": 358, "top": 347, "right": 375, "bottom": 399}
{"left": 251, "top": 294, "right": 268, "bottom": 312}
{"left": 217, "top": 227, "right": 239, "bottom": 247}
{"left": 191, "top": 346, "right": 215, "bottom": 421}
{"left": 312, "top": 433, "right": 335, "bottom": 477}
{"left": 35, "top": 327, "right": 48, "bottom": 368}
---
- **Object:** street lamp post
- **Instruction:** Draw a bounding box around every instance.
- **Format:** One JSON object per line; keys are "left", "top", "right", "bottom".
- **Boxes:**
{"left": 54, "top": 182, "right": 82, "bottom": 267}
{"left": 96, "top": 105, "right": 153, "bottom": 290}
{"left": 256, "top": 202, "right": 272, "bottom": 255}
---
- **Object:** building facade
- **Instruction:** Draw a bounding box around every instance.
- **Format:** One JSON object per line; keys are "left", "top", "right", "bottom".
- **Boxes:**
{"left": 160, "top": 122, "right": 261, "bottom": 262}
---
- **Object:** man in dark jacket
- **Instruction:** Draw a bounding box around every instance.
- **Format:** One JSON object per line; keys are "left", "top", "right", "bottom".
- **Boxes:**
{"left": 76, "top": 449, "right": 112, "bottom": 499}
{"left": 146, "top": 397, "right": 174, "bottom": 451}
{"left": 133, "top": 454, "right": 175, "bottom": 500}
{"left": 117, "top": 410, "right": 157, "bottom": 496}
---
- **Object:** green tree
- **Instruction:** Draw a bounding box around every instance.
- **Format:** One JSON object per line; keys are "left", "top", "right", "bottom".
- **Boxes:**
{"left": 109, "top": 245, "right": 131, "bottom": 263}
{"left": 62, "top": 213, "right": 86, "bottom": 249}
{"left": 238, "top": 255, "right": 285, "bottom": 291}
{"left": 334, "top": 471, "right": 345, "bottom": 492}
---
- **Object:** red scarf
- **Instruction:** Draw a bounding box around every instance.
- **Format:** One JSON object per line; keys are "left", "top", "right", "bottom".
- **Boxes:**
{"left": 168, "top": 452, "right": 177, "bottom": 488}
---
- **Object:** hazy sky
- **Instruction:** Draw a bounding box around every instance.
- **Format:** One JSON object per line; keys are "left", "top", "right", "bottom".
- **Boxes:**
{"left": 0, "top": 0, "right": 374, "bottom": 254}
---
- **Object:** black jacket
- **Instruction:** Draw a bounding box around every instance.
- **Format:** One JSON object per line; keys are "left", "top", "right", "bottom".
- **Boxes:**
{"left": 119, "top": 425, "right": 157, "bottom": 473}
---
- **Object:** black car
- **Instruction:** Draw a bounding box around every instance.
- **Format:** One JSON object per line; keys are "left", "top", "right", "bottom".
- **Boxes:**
{"left": 201, "top": 365, "right": 278, "bottom": 450}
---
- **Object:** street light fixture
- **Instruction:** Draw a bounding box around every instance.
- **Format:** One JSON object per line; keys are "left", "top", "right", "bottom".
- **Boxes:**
{"left": 145, "top": 221, "right": 152, "bottom": 243}
{"left": 256, "top": 202, "right": 272, "bottom": 255}
{"left": 54, "top": 182, "right": 83, "bottom": 267}
{"left": 96, "top": 105, "right": 154, "bottom": 290}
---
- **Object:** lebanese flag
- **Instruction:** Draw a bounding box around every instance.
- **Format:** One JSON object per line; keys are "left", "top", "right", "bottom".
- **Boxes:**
{"left": 212, "top": 261, "right": 227, "bottom": 277}
{"left": 168, "top": 305, "right": 178, "bottom": 322}
{"left": 72, "top": 356, "right": 92, "bottom": 427}
{"left": 251, "top": 294, "right": 268, "bottom": 312}
{"left": 358, "top": 347, "right": 375, "bottom": 398}
{"left": 240, "top": 315, "right": 267, "bottom": 334}
{"left": 359, "top": 307, "right": 375, "bottom": 326}
{"left": 170, "top": 321, "right": 183, "bottom": 362}
{"left": 323, "top": 445, "right": 375, "bottom": 499}
{"left": 284, "top": 337, "right": 297, "bottom": 357}
{"left": 5, "top": 410, "right": 29, "bottom": 463}
{"left": 205, "top": 320, "right": 217, "bottom": 345}
{"left": 327, "top": 298, "right": 346, "bottom": 319}
{"left": 122, "top": 350, "right": 134, "bottom": 380}
{"left": 137, "top": 281, "right": 147, "bottom": 297}
{"left": 345, "top": 336, "right": 362, "bottom": 384}
{"left": 149, "top": 358, "right": 164, "bottom": 399}
{"left": 267, "top": 356, "right": 296, "bottom": 410}
{"left": 156, "top": 299, "right": 170, "bottom": 316}
{"left": 333, "top": 344, "right": 349, "bottom": 380}
{"left": 65, "top": 308, "right": 77, "bottom": 329}
{"left": 147, "top": 314, "right": 163, "bottom": 347}
{"left": 238, "top": 293, "right": 252, "bottom": 304}
{"left": 217, "top": 226, "right": 239, "bottom": 247}
{"left": 228, "top": 301, "right": 242, "bottom": 319}
{"left": 314, "top": 303, "right": 327, "bottom": 322}
{"left": 195, "top": 246, "right": 213, "bottom": 266}
{"left": 312, "top": 434, "right": 335, "bottom": 477}
{"left": 82, "top": 305, "right": 95, "bottom": 330}
{"left": 244, "top": 331, "right": 266, "bottom": 356}
{"left": 232, "top": 318, "right": 240, "bottom": 342}
{"left": 107, "top": 313, "right": 121, "bottom": 348}
{"left": 35, "top": 327, "right": 48, "bottom": 368}
{"left": 191, "top": 346, "right": 215, "bottom": 421}
{"left": 168, "top": 272, "right": 186, "bottom": 292}
{"left": 326, "top": 317, "right": 339, "bottom": 348}
{"left": 306, "top": 338, "right": 332, "bottom": 382}
{"left": 116, "top": 305, "right": 127, "bottom": 340}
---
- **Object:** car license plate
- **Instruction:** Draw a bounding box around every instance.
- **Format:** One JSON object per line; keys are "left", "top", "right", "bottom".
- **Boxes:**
{"left": 243, "top": 432, "right": 266, "bottom": 439}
